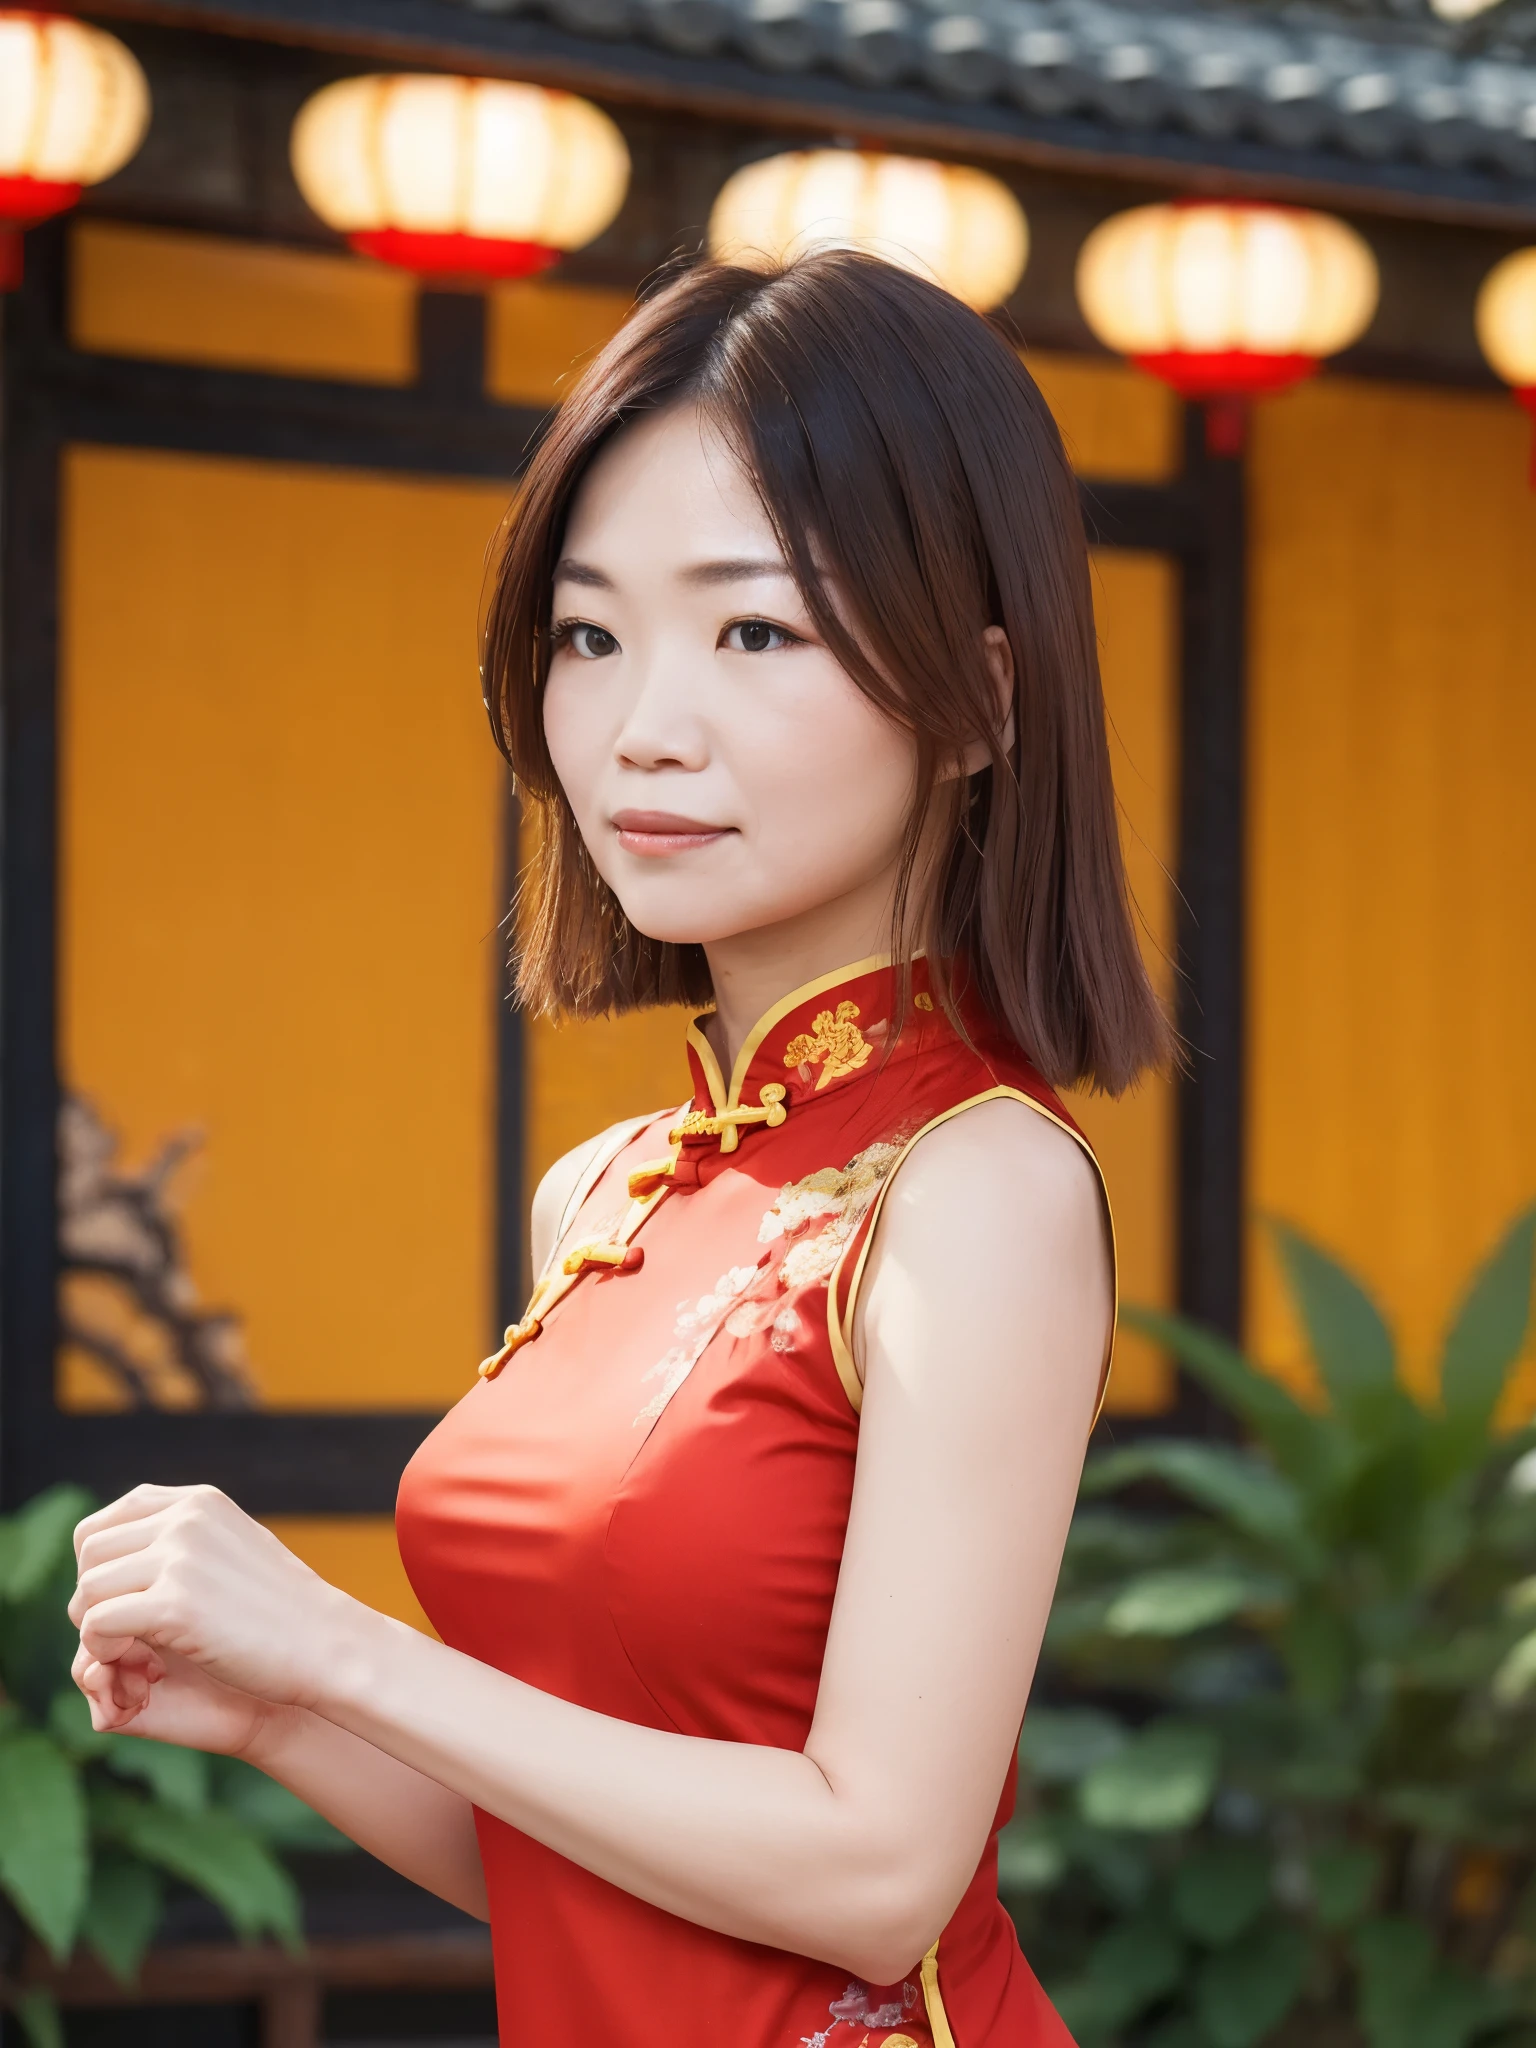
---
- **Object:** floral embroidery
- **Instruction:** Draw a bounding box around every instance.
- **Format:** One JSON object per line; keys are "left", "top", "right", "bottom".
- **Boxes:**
{"left": 637, "top": 1132, "right": 911, "bottom": 1420}
{"left": 831, "top": 1981, "right": 921, "bottom": 2028}
{"left": 634, "top": 1265, "right": 757, "bottom": 1426}
{"left": 914, "top": 992, "right": 934, "bottom": 1011}
{"left": 760, "top": 1140, "right": 904, "bottom": 1263}
{"left": 799, "top": 1978, "right": 922, "bottom": 2045}
{"left": 784, "top": 1001, "right": 875, "bottom": 1090}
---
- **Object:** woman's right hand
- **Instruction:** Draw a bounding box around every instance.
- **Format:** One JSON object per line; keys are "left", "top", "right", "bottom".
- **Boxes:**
{"left": 72, "top": 1635, "right": 294, "bottom": 1761}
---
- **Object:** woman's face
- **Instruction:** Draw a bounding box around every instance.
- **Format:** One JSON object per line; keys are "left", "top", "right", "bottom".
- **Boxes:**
{"left": 543, "top": 404, "right": 919, "bottom": 952}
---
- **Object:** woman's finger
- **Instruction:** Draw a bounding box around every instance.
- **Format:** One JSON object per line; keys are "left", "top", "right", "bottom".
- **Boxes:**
{"left": 73, "top": 1484, "right": 191, "bottom": 1561}
{"left": 75, "top": 1510, "right": 167, "bottom": 1577}
{"left": 78, "top": 1600, "right": 153, "bottom": 1662}
{"left": 68, "top": 1547, "right": 160, "bottom": 1627}
{"left": 80, "top": 1661, "right": 146, "bottom": 1732}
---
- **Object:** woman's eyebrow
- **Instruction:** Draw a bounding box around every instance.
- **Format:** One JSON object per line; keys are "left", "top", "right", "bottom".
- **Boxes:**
{"left": 678, "top": 557, "right": 793, "bottom": 588}
{"left": 552, "top": 558, "right": 613, "bottom": 588}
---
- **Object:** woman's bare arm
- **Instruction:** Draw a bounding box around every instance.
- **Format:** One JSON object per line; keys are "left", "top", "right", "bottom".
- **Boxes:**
{"left": 72, "top": 1101, "right": 1108, "bottom": 1985}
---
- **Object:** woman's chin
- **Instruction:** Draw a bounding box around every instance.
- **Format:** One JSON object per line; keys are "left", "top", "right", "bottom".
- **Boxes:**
{"left": 610, "top": 889, "right": 770, "bottom": 950}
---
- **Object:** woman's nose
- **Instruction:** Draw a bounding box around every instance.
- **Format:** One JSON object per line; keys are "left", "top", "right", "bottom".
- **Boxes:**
{"left": 612, "top": 660, "right": 711, "bottom": 772}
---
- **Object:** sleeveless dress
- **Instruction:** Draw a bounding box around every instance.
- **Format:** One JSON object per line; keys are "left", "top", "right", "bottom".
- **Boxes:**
{"left": 395, "top": 955, "right": 1112, "bottom": 2048}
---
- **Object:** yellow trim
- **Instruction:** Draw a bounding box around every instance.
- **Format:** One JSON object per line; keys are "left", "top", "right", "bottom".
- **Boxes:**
{"left": 546, "top": 1111, "right": 664, "bottom": 1281}
{"left": 685, "top": 1018, "right": 729, "bottom": 1115}
{"left": 825, "top": 1085, "right": 1119, "bottom": 1423}
{"left": 686, "top": 953, "right": 893, "bottom": 1116}
{"left": 920, "top": 1940, "right": 957, "bottom": 2048}
{"left": 479, "top": 1110, "right": 678, "bottom": 1384}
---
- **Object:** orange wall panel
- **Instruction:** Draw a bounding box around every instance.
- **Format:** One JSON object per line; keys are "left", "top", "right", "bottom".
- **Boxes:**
{"left": 263, "top": 1517, "right": 436, "bottom": 1634}
{"left": 71, "top": 221, "right": 418, "bottom": 384}
{"left": 1248, "top": 376, "right": 1536, "bottom": 1405}
{"left": 60, "top": 446, "right": 510, "bottom": 1410}
{"left": 1027, "top": 351, "right": 1181, "bottom": 482}
{"left": 487, "top": 280, "right": 634, "bottom": 406}
{"left": 1068, "top": 551, "right": 1179, "bottom": 1412}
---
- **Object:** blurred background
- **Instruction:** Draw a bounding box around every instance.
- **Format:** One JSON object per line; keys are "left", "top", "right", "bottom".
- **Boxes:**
{"left": 0, "top": 0, "right": 1532, "bottom": 2037}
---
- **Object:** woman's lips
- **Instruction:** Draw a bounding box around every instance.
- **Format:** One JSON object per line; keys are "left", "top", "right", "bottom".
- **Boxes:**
{"left": 611, "top": 810, "right": 734, "bottom": 857}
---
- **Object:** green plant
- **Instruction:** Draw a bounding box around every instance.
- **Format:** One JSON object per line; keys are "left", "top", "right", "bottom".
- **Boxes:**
{"left": 1005, "top": 1207, "right": 1536, "bottom": 2048}
{"left": 0, "top": 1485, "right": 351, "bottom": 2048}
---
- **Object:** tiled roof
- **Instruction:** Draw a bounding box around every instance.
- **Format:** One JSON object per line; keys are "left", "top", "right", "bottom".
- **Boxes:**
{"left": 453, "top": 0, "right": 1536, "bottom": 193}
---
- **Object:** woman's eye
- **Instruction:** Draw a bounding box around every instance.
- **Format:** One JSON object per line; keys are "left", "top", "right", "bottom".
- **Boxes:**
{"left": 564, "top": 622, "right": 619, "bottom": 660}
{"left": 723, "top": 620, "right": 795, "bottom": 654}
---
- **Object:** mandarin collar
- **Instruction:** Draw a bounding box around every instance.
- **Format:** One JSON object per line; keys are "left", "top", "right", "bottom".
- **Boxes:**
{"left": 683, "top": 955, "right": 942, "bottom": 1123}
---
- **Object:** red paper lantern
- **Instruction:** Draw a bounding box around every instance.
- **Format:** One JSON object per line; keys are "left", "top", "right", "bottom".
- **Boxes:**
{"left": 1076, "top": 201, "right": 1380, "bottom": 455}
{"left": 0, "top": 13, "right": 149, "bottom": 287}
{"left": 290, "top": 75, "right": 629, "bottom": 283}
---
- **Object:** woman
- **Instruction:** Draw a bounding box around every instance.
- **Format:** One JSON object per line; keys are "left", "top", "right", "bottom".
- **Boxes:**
{"left": 71, "top": 250, "right": 1168, "bottom": 2047}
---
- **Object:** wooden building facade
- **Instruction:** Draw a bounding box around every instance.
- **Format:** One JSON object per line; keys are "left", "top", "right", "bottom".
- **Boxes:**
{"left": 0, "top": 3, "right": 1533, "bottom": 1638}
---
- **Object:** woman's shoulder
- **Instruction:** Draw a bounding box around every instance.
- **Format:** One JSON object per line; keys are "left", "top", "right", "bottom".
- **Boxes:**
{"left": 883, "top": 1091, "right": 1104, "bottom": 1249}
{"left": 529, "top": 1106, "right": 677, "bottom": 1278}
{"left": 849, "top": 1089, "right": 1112, "bottom": 1399}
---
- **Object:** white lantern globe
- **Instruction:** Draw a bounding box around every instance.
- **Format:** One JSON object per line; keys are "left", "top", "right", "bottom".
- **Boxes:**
{"left": 0, "top": 12, "right": 149, "bottom": 286}
{"left": 1076, "top": 201, "right": 1378, "bottom": 399}
{"left": 291, "top": 74, "right": 630, "bottom": 279}
{"left": 707, "top": 148, "right": 1028, "bottom": 312}
{"left": 1475, "top": 247, "right": 1536, "bottom": 484}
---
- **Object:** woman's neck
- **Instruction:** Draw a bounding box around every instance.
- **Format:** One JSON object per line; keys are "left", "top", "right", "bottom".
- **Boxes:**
{"left": 699, "top": 882, "right": 902, "bottom": 1078}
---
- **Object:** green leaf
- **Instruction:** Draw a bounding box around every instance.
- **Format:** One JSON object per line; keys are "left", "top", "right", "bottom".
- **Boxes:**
{"left": 1043, "top": 1592, "right": 1115, "bottom": 1649}
{"left": 997, "top": 1815, "right": 1067, "bottom": 1893}
{"left": 0, "top": 1729, "right": 89, "bottom": 1960}
{"left": 1377, "top": 1788, "right": 1483, "bottom": 1839}
{"left": 1019, "top": 1708, "right": 1126, "bottom": 1783}
{"left": 93, "top": 1788, "right": 302, "bottom": 1949}
{"left": 1172, "top": 1842, "right": 1272, "bottom": 1946}
{"left": 1439, "top": 1206, "right": 1536, "bottom": 1463}
{"left": 1106, "top": 1567, "right": 1281, "bottom": 1638}
{"left": 1354, "top": 1918, "right": 1508, "bottom": 2048}
{"left": 1080, "top": 1441, "right": 1311, "bottom": 1560}
{"left": 1062, "top": 1818, "right": 1156, "bottom": 1908}
{"left": 1308, "top": 1844, "right": 1381, "bottom": 1928}
{"left": 1493, "top": 1628, "right": 1536, "bottom": 1704}
{"left": 1079, "top": 1721, "right": 1220, "bottom": 1833}
{"left": 80, "top": 1851, "right": 163, "bottom": 1984}
{"left": 1195, "top": 1918, "right": 1310, "bottom": 2048}
{"left": 1087, "top": 1913, "right": 1187, "bottom": 2024}
{"left": 1119, "top": 1305, "right": 1345, "bottom": 1488}
{"left": 7, "top": 1990, "right": 64, "bottom": 2048}
{"left": 47, "top": 1689, "right": 212, "bottom": 1813}
{"left": 1271, "top": 1223, "right": 1403, "bottom": 1432}
{"left": 3, "top": 1486, "right": 96, "bottom": 1604}
{"left": 1281, "top": 1604, "right": 1353, "bottom": 1711}
{"left": 1143, "top": 2018, "right": 1206, "bottom": 2048}
{"left": 1048, "top": 1976, "right": 1127, "bottom": 2048}
{"left": 103, "top": 1737, "right": 210, "bottom": 1814}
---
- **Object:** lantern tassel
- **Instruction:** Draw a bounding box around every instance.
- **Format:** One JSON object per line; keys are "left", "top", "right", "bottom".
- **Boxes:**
{"left": 1517, "top": 389, "right": 1536, "bottom": 491}
{"left": 1204, "top": 395, "right": 1249, "bottom": 459}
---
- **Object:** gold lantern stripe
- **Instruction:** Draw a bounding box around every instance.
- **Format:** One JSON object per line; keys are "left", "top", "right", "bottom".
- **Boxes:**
{"left": 1476, "top": 249, "right": 1536, "bottom": 389}
{"left": 707, "top": 149, "right": 1028, "bottom": 312}
{"left": 1076, "top": 203, "right": 1378, "bottom": 360}
{"left": 0, "top": 13, "right": 149, "bottom": 186}
{"left": 290, "top": 75, "right": 630, "bottom": 253}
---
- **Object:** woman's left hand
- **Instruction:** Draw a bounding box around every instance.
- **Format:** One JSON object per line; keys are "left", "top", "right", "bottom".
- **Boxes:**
{"left": 69, "top": 1484, "right": 348, "bottom": 1710}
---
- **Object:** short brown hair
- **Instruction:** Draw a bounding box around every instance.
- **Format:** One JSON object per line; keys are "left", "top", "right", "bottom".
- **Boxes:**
{"left": 483, "top": 249, "right": 1170, "bottom": 1096}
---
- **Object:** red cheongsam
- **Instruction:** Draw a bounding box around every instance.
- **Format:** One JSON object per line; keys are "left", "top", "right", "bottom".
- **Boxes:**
{"left": 396, "top": 956, "right": 1112, "bottom": 2048}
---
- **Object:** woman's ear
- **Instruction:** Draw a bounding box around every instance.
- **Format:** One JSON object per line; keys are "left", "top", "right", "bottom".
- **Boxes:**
{"left": 958, "top": 626, "right": 1017, "bottom": 774}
